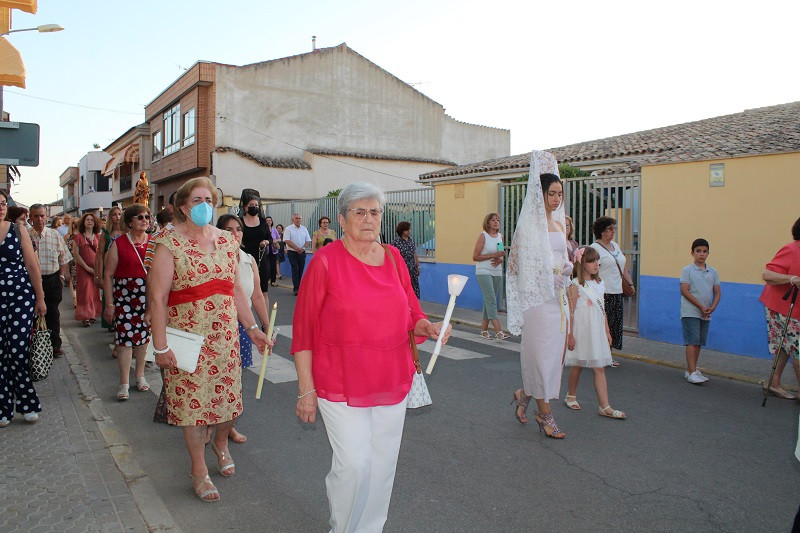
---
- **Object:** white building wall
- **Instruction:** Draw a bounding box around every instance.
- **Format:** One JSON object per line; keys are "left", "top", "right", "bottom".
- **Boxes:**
{"left": 78, "top": 151, "right": 112, "bottom": 212}
{"left": 212, "top": 151, "right": 446, "bottom": 201}
{"left": 214, "top": 46, "right": 509, "bottom": 166}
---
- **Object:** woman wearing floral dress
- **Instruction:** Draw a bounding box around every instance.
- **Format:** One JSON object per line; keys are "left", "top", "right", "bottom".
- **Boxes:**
{"left": 0, "top": 190, "right": 47, "bottom": 427}
{"left": 391, "top": 221, "right": 421, "bottom": 299}
{"left": 149, "top": 177, "right": 269, "bottom": 502}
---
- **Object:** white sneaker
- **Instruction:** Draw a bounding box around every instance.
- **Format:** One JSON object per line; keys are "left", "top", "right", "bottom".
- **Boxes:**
{"left": 23, "top": 412, "right": 38, "bottom": 423}
{"left": 687, "top": 371, "right": 705, "bottom": 384}
{"left": 684, "top": 371, "right": 690, "bottom": 379}
{"left": 0, "top": 419, "right": 10, "bottom": 428}
{"left": 696, "top": 371, "right": 709, "bottom": 382}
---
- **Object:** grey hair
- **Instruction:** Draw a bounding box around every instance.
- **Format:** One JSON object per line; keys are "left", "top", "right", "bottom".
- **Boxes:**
{"left": 337, "top": 182, "right": 386, "bottom": 218}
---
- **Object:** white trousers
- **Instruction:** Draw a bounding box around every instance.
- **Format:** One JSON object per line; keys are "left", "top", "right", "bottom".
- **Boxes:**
{"left": 318, "top": 396, "right": 408, "bottom": 533}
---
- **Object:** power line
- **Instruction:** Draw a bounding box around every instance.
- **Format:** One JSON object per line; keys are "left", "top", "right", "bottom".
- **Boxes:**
{"left": 3, "top": 90, "right": 142, "bottom": 115}
{"left": 219, "top": 115, "right": 425, "bottom": 184}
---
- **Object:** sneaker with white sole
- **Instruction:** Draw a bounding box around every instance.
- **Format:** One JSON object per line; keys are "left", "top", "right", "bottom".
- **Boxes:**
{"left": 687, "top": 371, "right": 705, "bottom": 384}
{"left": 696, "top": 371, "right": 709, "bottom": 382}
{"left": 23, "top": 412, "right": 38, "bottom": 423}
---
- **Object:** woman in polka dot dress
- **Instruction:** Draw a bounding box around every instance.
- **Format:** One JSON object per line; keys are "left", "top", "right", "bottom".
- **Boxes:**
{"left": 102, "top": 204, "right": 151, "bottom": 401}
{"left": 0, "top": 190, "right": 47, "bottom": 427}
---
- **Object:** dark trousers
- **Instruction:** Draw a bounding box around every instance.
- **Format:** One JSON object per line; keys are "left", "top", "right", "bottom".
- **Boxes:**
{"left": 264, "top": 252, "right": 278, "bottom": 285}
{"left": 42, "top": 272, "right": 63, "bottom": 350}
{"left": 287, "top": 250, "right": 306, "bottom": 293}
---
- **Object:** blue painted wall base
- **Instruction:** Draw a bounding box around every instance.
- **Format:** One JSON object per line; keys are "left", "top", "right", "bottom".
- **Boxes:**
{"left": 638, "top": 275, "right": 771, "bottom": 359}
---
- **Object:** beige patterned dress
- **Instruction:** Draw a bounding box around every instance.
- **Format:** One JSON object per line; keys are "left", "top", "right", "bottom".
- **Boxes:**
{"left": 154, "top": 229, "right": 242, "bottom": 427}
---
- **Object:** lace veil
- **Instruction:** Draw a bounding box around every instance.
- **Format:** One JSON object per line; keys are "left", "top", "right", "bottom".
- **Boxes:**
{"left": 506, "top": 150, "right": 565, "bottom": 335}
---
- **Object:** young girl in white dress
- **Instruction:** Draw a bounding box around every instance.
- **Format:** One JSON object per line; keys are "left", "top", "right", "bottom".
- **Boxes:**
{"left": 564, "top": 246, "right": 626, "bottom": 419}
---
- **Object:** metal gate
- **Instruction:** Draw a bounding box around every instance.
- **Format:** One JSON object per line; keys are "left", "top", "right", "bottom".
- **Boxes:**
{"left": 500, "top": 174, "right": 641, "bottom": 332}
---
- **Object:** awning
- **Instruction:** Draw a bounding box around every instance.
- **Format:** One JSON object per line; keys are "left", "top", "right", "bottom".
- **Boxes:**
{"left": 0, "top": 9, "right": 10, "bottom": 35}
{"left": 102, "top": 143, "right": 140, "bottom": 176}
{"left": 0, "top": 1, "right": 37, "bottom": 14}
{"left": 0, "top": 36, "right": 24, "bottom": 88}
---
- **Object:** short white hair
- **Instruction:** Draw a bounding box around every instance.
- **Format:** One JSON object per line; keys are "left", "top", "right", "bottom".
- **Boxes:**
{"left": 337, "top": 182, "right": 386, "bottom": 218}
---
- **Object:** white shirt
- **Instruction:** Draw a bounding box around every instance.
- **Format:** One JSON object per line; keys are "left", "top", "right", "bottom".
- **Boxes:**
{"left": 590, "top": 241, "right": 626, "bottom": 294}
{"left": 284, "top": 223, "right": 311, "bottom": 251}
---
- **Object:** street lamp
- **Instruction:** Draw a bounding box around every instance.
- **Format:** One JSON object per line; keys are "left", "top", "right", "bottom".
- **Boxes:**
{"left": 1, "top": 24, "right": 64, "bottom": 36}
{"left": 0, "top": 23, "right": 64, "bottom": 117}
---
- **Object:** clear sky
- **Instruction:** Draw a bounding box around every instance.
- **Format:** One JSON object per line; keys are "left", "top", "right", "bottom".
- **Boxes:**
{"left": 4, "top": 0, "right": 799, "bottom": 206}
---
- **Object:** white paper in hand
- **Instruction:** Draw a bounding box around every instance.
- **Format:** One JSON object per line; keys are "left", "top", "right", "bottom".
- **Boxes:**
{"left": 145, "top": 327, "right": 205, "bottom": 373}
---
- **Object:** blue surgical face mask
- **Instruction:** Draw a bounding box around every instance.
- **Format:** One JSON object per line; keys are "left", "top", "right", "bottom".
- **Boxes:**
{"left": 190, "top": 202, "right": 213, "bottom": 226}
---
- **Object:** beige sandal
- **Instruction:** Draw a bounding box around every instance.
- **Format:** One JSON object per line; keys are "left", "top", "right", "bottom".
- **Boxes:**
{"left": 479, "top": 331, "right": 493, "bottom": 340}
{"left": 564, "top": 395, "right": 581, "bottom": 410}
{"left": 189, "top": 473, "right": 219, "bottom": 502}
{"left": 598, "top": 405, "right": 626, "bottom": 419}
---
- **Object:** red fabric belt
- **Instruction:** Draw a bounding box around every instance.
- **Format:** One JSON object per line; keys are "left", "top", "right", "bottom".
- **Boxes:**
{"left": 168, "top": 279, "right": 234, "bottom": 306}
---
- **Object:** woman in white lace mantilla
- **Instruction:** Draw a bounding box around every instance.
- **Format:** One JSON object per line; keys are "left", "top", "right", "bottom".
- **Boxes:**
{"left": 506, "top": 151, "right": 572, "bottom": 439}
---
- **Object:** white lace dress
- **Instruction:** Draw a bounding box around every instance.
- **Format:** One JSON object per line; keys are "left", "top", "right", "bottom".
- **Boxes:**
{"left": 565, "top": 279, "right": 612, "bottom": 368}
{"left": 519, "top": 232, "right": 569, "bottom": 401}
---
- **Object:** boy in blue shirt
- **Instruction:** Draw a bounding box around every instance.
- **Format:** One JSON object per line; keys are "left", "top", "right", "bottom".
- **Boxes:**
{"left": 680, "top": 238, "right": 721, "bottom": 384}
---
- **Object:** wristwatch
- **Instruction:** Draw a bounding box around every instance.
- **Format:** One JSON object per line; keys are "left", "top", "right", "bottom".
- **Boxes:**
{"left": 246, "top": 324, "right": 259, "bottom": 332}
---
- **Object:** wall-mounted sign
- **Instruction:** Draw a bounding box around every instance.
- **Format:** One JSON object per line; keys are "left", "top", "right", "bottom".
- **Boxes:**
{"left": 0, "top": 121, "right": 40, "bottom": 166}
{"left": 709, "top": 163, "right": 724, "bottom": 187}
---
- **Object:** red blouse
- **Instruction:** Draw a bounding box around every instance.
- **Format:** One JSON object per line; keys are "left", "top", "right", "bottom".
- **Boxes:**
{"left": 113, "top": 233, "right": 150, "bottom": 279}
{"left": 290, "top": 240, "right": 427, "bottom": 407}
{"left": 760, "top": 241, "right": 800, "bottom": 318}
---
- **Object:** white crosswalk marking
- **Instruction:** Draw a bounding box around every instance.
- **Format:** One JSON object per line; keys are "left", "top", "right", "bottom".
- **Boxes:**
{"left": 140, "top": 324, "right": 514, "bottom": 391}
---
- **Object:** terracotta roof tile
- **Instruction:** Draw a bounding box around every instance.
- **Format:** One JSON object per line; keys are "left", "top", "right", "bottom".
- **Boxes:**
{"left": 421, "top": 102, "right": 800, "bottom": 179}
{"left": 214, "top": 147, "right": 311, "bottom": 169}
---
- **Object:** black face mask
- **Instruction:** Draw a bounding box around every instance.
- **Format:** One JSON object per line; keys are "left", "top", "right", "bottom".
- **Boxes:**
{"left": 247, "top": 206, "right": 260, "bottom": 216}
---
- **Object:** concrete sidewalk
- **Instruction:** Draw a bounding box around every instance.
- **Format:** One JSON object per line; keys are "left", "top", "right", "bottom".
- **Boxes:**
{"left": 0, "top": 325, "right": 179, "bottom": 532}
{"left": 420, "top": 300, "right": 799, "bottom": 393}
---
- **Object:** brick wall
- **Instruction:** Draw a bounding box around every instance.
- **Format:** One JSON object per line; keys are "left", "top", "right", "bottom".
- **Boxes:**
{"left": 146, "top": 62, "right": 217, "bottom": 188}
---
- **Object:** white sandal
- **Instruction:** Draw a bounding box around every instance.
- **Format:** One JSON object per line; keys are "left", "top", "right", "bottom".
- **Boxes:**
{"left": 117, "top": 384, "right": 129, "bottom": 401}
{"left": 479, "top": 331, "right": 493, "bottom": 339}
{"left": 564, "top": 395, "right": 581, "bottom": 410}
{"left": 135, "top": 376, "right": 150, "bottom": 392}
{"left": 598, "top": 405, "right": 626, "bottom": 419}
{"left": 495, "top": 331, "right": 510, "bottom": 340}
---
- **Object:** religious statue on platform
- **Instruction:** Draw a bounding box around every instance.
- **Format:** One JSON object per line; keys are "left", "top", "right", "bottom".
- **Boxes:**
{"left": 133, "top": 171, "right": 150, "bottom": 207}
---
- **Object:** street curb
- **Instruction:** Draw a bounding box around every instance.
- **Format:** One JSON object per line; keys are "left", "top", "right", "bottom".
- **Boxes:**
{"left": 61, "top": 332, "right": 182, "bottom": 533}
{"left": 424, "top": 311, "right": 797, "bottom": 392}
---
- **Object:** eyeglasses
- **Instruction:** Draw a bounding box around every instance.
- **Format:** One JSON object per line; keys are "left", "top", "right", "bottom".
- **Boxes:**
{"left": 0, "top": 202, "right": 7, "bottom": 208}
{"left": 134, "top": 214, "right": 151, "bottom": 221}
{"left": 348, "top": 208, "right": 383, "bottom": 221}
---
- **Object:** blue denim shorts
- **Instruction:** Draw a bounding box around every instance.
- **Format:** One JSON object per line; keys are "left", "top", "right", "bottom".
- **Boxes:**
{"left": 682, "top": 317, "right": 710, "bottom": 346}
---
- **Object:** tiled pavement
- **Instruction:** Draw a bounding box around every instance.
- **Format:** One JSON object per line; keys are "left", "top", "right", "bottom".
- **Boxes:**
{"left": 0, "top": 334, "right": 178, "bottom": 533}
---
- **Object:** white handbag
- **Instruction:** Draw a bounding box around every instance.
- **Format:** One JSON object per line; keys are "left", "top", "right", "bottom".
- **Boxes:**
{"left": 145, "top": 327, "right": 204, "bottom": 373}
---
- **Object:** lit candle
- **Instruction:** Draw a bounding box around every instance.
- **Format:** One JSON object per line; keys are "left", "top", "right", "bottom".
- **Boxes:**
{"left": 426, "top": 274, "right": 468, "bottom": 375}
{"left": 255, "top": 302, "right": 278, "bottom": 399}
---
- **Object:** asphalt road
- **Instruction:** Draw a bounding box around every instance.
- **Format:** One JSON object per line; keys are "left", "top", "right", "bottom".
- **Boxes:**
{"left": 65, "top": 286, "right": 800, "bottom": 532}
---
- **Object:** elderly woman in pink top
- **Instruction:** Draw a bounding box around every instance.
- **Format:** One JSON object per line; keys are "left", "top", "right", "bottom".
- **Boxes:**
{"left": 291, "top": 182, "right": 450, "bottom": 533}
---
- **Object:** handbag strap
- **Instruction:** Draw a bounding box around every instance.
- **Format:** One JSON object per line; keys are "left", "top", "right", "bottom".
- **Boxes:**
{"left": 598, "top": 241, "right": 625, "bottom": 279}
{"left": 381, "top": 244, "right": 422, "bottom": 374}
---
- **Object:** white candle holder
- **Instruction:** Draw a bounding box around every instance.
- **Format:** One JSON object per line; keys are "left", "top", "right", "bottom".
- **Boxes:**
{"left": 425, "top": 274, "right": 468, "bottom": 374}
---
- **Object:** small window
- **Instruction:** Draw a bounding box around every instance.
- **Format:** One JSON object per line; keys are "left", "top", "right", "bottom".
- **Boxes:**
{"left": 152, "top": 131, "right": 163, "bottom": 160}
{"left": 183, "top": 108, "right": 196, "bottom": 147}
{"left": 163, "top": 104, "right": 181, "bottom": 156}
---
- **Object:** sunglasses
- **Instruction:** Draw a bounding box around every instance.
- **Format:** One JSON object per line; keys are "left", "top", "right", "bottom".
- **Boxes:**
{"left": 134, "top": 214, "right": 151, "bottom": 221}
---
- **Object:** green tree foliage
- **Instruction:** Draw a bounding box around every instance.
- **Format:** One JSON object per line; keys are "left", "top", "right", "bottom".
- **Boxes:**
{"left": 325, "top": 188, "right": 342, "bottom": 198}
